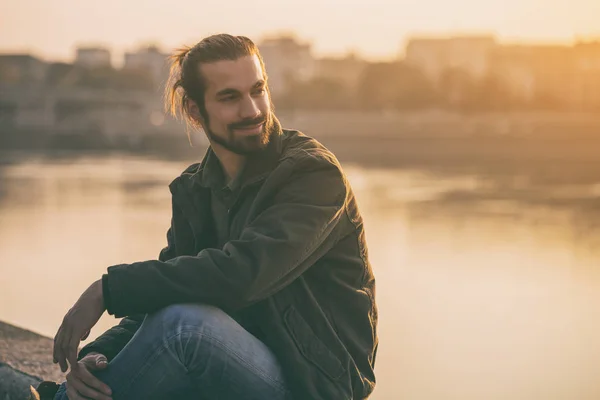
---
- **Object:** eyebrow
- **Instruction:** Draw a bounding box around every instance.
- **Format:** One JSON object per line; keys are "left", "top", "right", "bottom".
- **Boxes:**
{"left": 215, "top": 80, "right": 265, "bottom": 98}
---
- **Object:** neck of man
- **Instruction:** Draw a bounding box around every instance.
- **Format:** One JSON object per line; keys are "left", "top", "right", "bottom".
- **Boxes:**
{"left": 210, "top": 141, "right": 246, "bottom": 184}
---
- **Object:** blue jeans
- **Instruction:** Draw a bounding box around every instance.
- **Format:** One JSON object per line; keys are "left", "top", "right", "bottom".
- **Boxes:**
{"left": 54, "top": 304, "right": 291, "bottom": 400}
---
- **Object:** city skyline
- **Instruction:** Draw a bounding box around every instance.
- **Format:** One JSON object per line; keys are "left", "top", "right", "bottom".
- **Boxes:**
{"left": 1, "top": 0, "right": 599, "bottom": 63}
{"left": 1, "top": 32, "right": 599, "bottom": 67}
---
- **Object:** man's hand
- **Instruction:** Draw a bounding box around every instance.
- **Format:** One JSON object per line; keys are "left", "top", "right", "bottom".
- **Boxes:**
{"left": 65, "top": 352, "right": 113, "bottom": 400}
{"left": 53, "top": 279, "right": 106, "bottom": 372}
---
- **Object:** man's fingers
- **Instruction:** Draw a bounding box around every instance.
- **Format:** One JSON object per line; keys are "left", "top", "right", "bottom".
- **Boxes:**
{"left": 52, "top": 325, "right": 64, "bottom": 364}
{"left": 68, "top": 374, "right": 112, "bottom": 400}
{"left": 58, "top": 357, "right": 68, "bottom": 373}
{"left": 74, "top": 365, "right": 112, "bottom": 397}
{"left": 67, "top": 383, "right": 112, "bottom": 400}
{"left": 67, "top": 335, "right": 81, "bottom": 371}
{"left": 86, "top": 355, "right": 108, "bottom": 371}
{"left": 65, "top": 388, "right": 78, "bottom": 400}
{"left": 80, "top": 353, "right": 107, "bottom": 368}
{"left": 58, "top": 328, "right": 72, "bottom": 372}
{"left": 65, "top": 384, "right": 85, "bottom": 400}
{"left": 53, "top": 327, "right": 68, "bottom": 373}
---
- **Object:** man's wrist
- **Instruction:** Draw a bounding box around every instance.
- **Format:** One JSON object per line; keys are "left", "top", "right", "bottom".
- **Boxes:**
{"left": 101, "top": 274, "right": 111, "bottom": 312}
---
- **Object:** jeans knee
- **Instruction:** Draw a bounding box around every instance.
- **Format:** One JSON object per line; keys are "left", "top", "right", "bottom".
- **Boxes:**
{"left": 148, "top": 303, "right": 227, "bottom": 332}
{"left": 143, "top": 304, "right": 234, "bottom": 366}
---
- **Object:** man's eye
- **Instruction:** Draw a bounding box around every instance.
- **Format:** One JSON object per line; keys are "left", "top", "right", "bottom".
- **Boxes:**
{"left": 253, "top": 88, "right": 266, "bottom": 96}
{"left": 220, "top": 96, "right": 235, "bottom": 102}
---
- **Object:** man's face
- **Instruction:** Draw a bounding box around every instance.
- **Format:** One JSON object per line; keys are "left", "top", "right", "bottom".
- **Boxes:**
{"left": 197, "top": 54, "right": 273, "bottom": 155}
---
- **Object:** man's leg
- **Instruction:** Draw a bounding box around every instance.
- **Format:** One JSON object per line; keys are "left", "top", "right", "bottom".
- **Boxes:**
{"left": 54, "top": 304, "right": 290, "bottom": 400}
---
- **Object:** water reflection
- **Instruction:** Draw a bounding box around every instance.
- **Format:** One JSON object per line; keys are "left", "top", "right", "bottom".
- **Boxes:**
{"left": 1, "top": 155, "right": 599, "bottom": 399}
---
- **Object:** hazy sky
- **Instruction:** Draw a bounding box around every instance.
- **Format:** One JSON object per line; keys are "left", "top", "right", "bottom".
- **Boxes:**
{"left": 1, "top": 0, "right": 599, "bottom": 62}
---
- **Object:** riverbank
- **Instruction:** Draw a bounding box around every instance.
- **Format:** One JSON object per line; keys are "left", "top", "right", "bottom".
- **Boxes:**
{"left": 3, "top": 110, "right": 600, "bottom": 188}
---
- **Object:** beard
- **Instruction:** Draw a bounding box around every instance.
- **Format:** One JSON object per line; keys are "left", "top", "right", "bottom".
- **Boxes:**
{"left": 204, "top": 111, "right": 274, "bottom": 156}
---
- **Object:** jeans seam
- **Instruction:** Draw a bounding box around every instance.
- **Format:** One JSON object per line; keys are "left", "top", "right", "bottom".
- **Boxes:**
{"left": 176, "top": 328, "right": 288, "bottom": 394}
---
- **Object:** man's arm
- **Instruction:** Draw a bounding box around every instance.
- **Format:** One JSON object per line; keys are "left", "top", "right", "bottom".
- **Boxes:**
{"left": 77, "top": 227, "right": 177, "bottom": 361}
{"left": 103, "top": 152, "right": 349, "bottom": 318}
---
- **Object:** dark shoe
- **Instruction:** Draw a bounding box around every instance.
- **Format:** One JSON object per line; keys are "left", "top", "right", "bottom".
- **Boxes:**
{"left": 29, "top": 381, "right": 60, "bottom": 400}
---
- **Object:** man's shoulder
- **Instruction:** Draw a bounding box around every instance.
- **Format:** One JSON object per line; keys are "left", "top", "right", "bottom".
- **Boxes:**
{"left": 275, "top": 129, "right": 350, "bottom": 207}
{"left": 180, "top": 162, "right": 203, "bottom": 176}
{"left": 167, "top": 160, "right": 203, "bottom": 192}
{"left": 280, "top": 129, "right": 341, "bottom": 170}
{"left": 274, "top": 129, "right": 350, "bottom": 198}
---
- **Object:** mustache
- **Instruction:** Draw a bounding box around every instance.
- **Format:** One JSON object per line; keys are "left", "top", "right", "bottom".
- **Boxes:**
{"left": 228, "top": 115, "right": 268, "bottom": 130}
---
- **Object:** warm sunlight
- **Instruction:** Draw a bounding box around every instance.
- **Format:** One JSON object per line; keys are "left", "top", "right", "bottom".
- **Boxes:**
{"left": 2, "top": 1, "right": 600, "bottom": 399}
{"left": 1, "top": 0, "right": 599, "bottom": 61}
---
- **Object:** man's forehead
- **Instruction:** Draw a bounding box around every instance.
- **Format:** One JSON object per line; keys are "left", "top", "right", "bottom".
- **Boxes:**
{"left": 199, "top": 55, "right": 264, "bottom": 92}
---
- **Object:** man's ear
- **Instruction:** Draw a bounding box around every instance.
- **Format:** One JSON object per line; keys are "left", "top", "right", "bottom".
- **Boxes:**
{"left": 185, "top": 101, "right": 205, "bottom": 130}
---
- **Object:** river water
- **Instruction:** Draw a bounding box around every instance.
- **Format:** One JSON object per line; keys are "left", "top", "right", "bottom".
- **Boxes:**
{"left": 1, "top": 153, "right": 599, "bottom": 399}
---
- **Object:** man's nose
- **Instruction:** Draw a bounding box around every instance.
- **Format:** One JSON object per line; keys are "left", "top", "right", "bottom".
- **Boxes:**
{"left": 239, "top": 96, "right": 260, "bottom": 119}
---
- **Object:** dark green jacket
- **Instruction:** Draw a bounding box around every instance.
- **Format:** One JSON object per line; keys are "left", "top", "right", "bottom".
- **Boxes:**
{"left": 79, "top": 124, "right": 378, "bottom": 399}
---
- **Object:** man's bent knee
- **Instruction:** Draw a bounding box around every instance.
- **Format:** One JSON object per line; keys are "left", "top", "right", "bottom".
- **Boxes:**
{"left": 146, "top": 303, "right": 229, "bottom": 332}
{"left": 140, "top": 304, "right": 251, "bottom": 371}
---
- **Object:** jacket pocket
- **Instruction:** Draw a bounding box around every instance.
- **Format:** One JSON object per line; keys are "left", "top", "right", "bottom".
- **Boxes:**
{"left": 283, "top": 305, "right": 345, "bottom": 381}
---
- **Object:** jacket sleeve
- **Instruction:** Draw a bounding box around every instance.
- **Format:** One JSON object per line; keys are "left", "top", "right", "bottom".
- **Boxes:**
{"left": 78, "top": 226, "right": 177, "bottom": 361}
{"left": 77, "top": 313, "right": 145, "bottom": 362}
{"left": 103, "top": 152, "right": 349, "bottom": 317}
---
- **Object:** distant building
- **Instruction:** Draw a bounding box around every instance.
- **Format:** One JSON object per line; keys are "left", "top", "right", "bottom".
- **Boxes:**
{"left": 574, "top": 41, "right": 600, "bottom": 70}
{"left": 405, "top": 35, "right": 497, "bottom": 83}
{"left": 44, "top": 62, "right": 78, "bottom": 87}
{"left": 75, "top": 47, "right": 111, "bottom": 68}
{"left": 0, "top": 54, "right": 47, "bottom": 84}
{"left": 490, "top": 44, "right": 579, "bottom": 107}
{"left": 123, "top": 45, "right": 170, "bottom": 88}
{"left": 315, "top": 53, "right": 367, "bottom": 92}
{"left": 572, "top": 41, "right": 600, "bottom": 109}
{"left": 489, "top": 45, "right": 545, "bottom": 101}
{"left": 259, "top": 35, "right": 315, "bottom": 97}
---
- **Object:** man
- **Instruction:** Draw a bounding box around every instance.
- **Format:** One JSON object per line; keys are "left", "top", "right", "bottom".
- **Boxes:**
{"left": 34, "top": 34, "right": 378, "bottom": 400}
